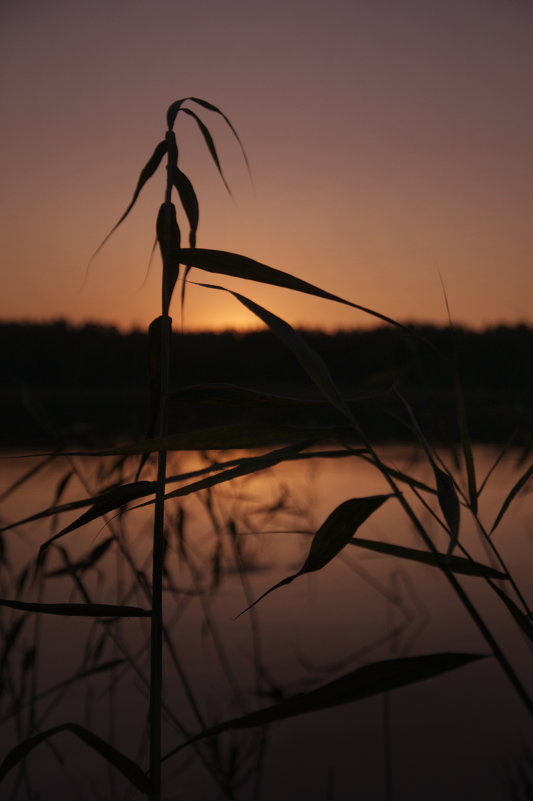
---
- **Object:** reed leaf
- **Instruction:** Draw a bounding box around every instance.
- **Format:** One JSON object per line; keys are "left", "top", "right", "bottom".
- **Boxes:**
{"left": 0, "top": 723, "right": 151, "bottom": 794}
{"left": 163, "top": 652, "right": 485, "bottom": 758}
{"left": 44, "top": 536, "right": 114, "bottom": 577}
{"left": 490, "top": 462, "right": 532, "bottom": 535}
{"left": 90, "top": 140, "right": 167, "bottom": 263}
{"left": 0, "top": 598, "right": 151, "bottom": 617}
{"left": 38, "top": 481, "right": 156, "bottom": 556}
{"left": 197, "top": 283, "right": 354, "bottom": 420}
{"left": 174, "top": 248, "right": 404, "bottom": 329}
{"left": 172, "top": 166, "right": 198, "bottom": 248}
{"left": 181, "top": 108, "right": 231, "bottom": 194}
{"left": 238, "top": 495, "right": 391, "bottom": 615}
{"left": 348, "top": 537, "right": 508, "bottom": 579}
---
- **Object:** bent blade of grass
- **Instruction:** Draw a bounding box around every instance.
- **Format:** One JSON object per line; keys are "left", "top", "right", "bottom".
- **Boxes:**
{"left": 490, "top": 463, "right": 532, "bottom": 536}
{"left": 88, "top": 140, "right": 167, "bottom": 268}
{"left": 237, "top": 495, "right": 391, "bottom": 616}
{"left": 37, "top": 481, "right": 156, "bottom": 556}
{"left": 174, "top": 248, "right": 404, "bottom": 329}
{"left": 196, "top": 282, "right": 354, "bottom": 421}
{"left": 181, "top": 108, "right": 232, "bottom": 194}
{"left": 172, "top": 166, "right": 198, "bottom": 249}
{"left": 0, "top": 598, "right": 151, "bottom": 617}
{"left": 163, "top": 652, "right": 485, "bottom": 759}
{"left": 348, "top": 537, "right": 508, "bottom": 579}
{"left": 0, "top": 723, "right": 151, "bottom": 794}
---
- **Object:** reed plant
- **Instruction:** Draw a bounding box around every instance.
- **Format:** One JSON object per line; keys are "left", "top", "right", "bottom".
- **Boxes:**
{"left": 0, "top": 99, "right": 531, "bottom": 800}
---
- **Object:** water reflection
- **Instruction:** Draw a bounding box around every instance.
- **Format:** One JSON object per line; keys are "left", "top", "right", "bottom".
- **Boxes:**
{"left": 0, "top": 445, "right": 531, "bottom": 800}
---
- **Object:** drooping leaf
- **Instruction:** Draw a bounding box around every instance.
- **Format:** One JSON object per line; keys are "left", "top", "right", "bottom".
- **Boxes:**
{"left": 167, "top": 97, "right": 251, "bottom": 177}
{"left": 89, "top": 140, "right": 167, "bottom": 264}
{"left": 174, "top": 248, "right": 404, "bottom": 329}
{"left": 490, "top": 463, "right": 532, "bottom": 535}
{"left": 172, "top": 166, "right": 198, "bottom": 248}
{"left": 348, "top": 536, "right": 508, "bottom": 579}
{"left": 238, "top": 495, "right": 391, "bottom": 615}
{"left": 0, "top": 598, "right": 151, "bottom": 618}
{"left": 38, "top": 481, "right": 156, "bottom": 555}
{"left": 0, "top": 723, "right": 150, "bottom": 793}
{"left": 181, "top": 108, "right": 232, "bottom": 194}
{"left": 162, "top": 652, "right": 485, "bottom": 760}
{"left": 196, "top": 283, "right": 354, "bottom": 421}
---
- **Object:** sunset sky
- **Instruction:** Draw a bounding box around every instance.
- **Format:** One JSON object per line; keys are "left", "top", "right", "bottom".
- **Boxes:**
{"left": 1, "top": 0, "right": 532, "bottom": 332}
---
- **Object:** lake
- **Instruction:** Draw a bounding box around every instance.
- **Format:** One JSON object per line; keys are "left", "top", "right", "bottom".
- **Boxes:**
{"left": 0, "top": 444, "right": 531, "bottom": 800}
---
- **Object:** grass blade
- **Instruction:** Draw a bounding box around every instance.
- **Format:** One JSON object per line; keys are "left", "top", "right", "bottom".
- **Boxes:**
{"left": 0, "top": 598, "right": 151, "bottom": 617}
{"left": 0, "top": 723, "right": 150, "bottom": 793}
{"left": 163, "top": 652, "right": 485, "bottom": 758}
{"left": 198, "top": 283, "right": 353, "bottom": 420}
{"left": 37, "top": 481, "right": 156, "bottom": 555}
{"left": 490, "top": 462, "right": 532, "bottom": 535}
{"left": 238, "top": 495, "right": 391, "bottom": 615}
{"left": 174, "top": 248, "right": 404, "bottom": 329}
{"left": 348, "top": 537, "right": 508, "bottom": 579}
{"left": 89, "top": 140, "right": 167, "bottom": 265}
{"left": 181, "top": 108, "right": 232, "bottom": 194}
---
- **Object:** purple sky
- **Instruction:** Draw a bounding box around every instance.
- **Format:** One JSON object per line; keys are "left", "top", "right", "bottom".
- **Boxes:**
{"left": 1, "top": 0, "right": 532, "bottom": 331}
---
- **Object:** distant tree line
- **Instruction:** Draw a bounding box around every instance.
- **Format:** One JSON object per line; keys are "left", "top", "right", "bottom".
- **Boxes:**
{"left": 0, "top": 321, "right": 531, "bottom": 446}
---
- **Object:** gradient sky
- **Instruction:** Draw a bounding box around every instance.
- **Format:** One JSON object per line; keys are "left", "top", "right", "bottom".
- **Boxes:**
{"left": 1, "top": 0, "right": 532, "bottom": 332}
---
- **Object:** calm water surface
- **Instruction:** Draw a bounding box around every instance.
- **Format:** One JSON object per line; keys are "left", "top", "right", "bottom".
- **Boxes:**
{"left": 0, "top": 445, "right": 531, "bottom": 800}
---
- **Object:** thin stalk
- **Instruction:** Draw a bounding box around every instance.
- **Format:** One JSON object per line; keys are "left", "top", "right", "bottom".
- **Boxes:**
{"left": 149, "top": 130, "right": 174, "bottom": 800}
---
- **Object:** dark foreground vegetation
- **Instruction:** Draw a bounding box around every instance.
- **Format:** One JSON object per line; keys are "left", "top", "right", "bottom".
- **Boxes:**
{"left": 0, "top": 320, "right": 531, "bottom": 446}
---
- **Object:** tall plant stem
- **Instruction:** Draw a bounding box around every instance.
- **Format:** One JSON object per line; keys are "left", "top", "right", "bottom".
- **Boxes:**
{"left": 149, "top": 131, "right": 175, "bottom": 800}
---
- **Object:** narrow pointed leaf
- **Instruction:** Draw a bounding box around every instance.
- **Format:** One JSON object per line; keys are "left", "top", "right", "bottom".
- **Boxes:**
{"left": 90, "top": 140, "right": 167, "bottom": 262}
{"left": 172, "top": 166, "right": 198, "bottom": 248}
{"left": 0, "top": 598, "right": 151, "bottom": 617}
{"left": 490, "top": 463, "right": 532, "bottom": 535}
{"left": 187, "top": 97, "right": 251, "bottom": 176}
{"left": 433, "top": 464, "right": 460, "bottom": 554}
{"left": 182, "top": 108, "right": 232, "bottom": 194}
{"left": 348, "top": 537, "right": 508, "bottom": 579}
{"left": 38, "top": 481, "right": 156, "bottom": 555}
{"left": 0, "top": 723, "right": 150, "bottom": 793}
{"left": 163, "top": 652, "right": 485, "bottom": 759}
{"left": 174, "top": 248, "right": 404, "bottom": 329}
{"left": 239, "top": 495, "right": 390, "bottom": 615}
{"left": 197, "top": 283, "right": 353, "bottom": 420}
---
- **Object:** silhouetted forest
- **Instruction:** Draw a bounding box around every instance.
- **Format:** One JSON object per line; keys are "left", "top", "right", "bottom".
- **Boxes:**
{"left": 1, "top": 321, "right": 531, "bottom": 446}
